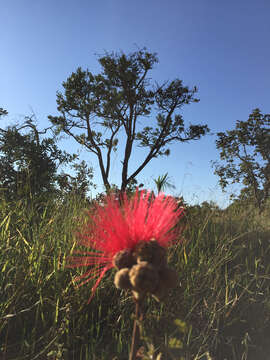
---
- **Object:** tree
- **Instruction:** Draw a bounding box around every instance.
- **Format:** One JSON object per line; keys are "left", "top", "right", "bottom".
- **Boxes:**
{"left": 58, "top": 160, "right": 95, "bottom": 198}
{"left": 214, "top": 109, "right": 270, "bottom": 211}
{"left": 153, "top": 172, "right": 176, "bottom": 193}
{"left": 49, "top": 48, "right": 209, "bottom": 191}
{"left": 0, "top": 114, "right": 92, "bottom": 201}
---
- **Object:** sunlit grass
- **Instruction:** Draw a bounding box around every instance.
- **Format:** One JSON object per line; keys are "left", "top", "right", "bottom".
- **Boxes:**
{"left": 0, "top": 195, "right": 269, "bottom": 359}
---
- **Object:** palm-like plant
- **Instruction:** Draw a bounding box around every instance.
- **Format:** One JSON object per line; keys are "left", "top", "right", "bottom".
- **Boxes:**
{"left": 153, "top": 173, "right": 176, "bottom": 193}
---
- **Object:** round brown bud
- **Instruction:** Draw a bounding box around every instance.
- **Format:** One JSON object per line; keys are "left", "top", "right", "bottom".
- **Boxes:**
{"left": 113, "top": 249, "right": 136, "bottom": 269}
{"left": 129, "top": 262, "right": 159, "bottom": 293}
{"left": 135, "top": 239, "right": 167, "bottom": 269}
{"left": 159, "top": 267, "right": 178, "bottom": 289}
{"left": 114, "top": 268, "right": 132, "bottom": 290}
{"left": 152, "top": 283, "right": 169, "bottom": 302}
{"left": 151, "top": 267, "right": 178, "bottom": 302}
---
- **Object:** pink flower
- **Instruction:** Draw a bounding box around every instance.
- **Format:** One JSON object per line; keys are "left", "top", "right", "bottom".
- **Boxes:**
{"left": 67, "top": 190, "right": 183, "bottom": 301}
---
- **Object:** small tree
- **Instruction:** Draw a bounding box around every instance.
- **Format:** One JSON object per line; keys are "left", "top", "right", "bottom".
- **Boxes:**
{"left": 0, "top": 114, "right": 85, "bottom": 201}
{"left": 49, "top": 48, "right": 209, "bottom": 191}
{"left": 214, "top": 109, "right": 270, "bottom": 211}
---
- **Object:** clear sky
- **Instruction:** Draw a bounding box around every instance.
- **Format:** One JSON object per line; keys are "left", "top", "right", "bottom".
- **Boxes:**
{"left": 1, "top": 0, "right": 269, "bottom": 206}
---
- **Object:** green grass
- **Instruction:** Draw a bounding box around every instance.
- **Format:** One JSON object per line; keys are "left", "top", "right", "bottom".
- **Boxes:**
{"left": 0, "top": 195, "right": 269, "bottom": 359}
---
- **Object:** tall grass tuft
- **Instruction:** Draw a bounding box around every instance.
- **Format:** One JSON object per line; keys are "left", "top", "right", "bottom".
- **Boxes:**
{"left": 1, "top": 195, "right": 269, "bottom": 359}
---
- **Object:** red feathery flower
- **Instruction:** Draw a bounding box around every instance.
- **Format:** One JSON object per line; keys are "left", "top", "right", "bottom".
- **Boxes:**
{"left": 67, "top": 190, "right": 183, "bottom": 301}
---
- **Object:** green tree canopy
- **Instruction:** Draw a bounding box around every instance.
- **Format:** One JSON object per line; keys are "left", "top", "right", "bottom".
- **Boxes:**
{"left": 0, "top": 114, "right": 94, "bottom": 201}
{"left": 214, "top": 108, "right": 270, "bottom": 210}
{"left": 49, "top": 48, "right": 209, "bottom": 191}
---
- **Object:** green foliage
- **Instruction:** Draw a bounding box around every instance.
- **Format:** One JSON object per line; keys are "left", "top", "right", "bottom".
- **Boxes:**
{"left": 49, "top": 48, "right": 209, "bottom": 191}
{"left": 0, "top": 114, "right": 95, "bottom": 201}
{"left": 214, "top": 108, "right": 270, "bottom": 211}
{"left": 153, "top": 172, "right": 176, "bottom": 193}
{"left": 0, "top": 115, "right": 72, "bottom": 201}
{"left": 0, "top": 107, "right": 8, "bottom": 117}
{"left": 58, "top": 160, "right": 95, "bottom": 199}
{"left": 1, "top": 195, "right": 269, "bottom": 359}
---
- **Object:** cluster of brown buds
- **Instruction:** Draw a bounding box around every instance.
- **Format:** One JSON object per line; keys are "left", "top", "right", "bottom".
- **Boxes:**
{"left": 113, "top": 239, "right": 178, "bottom": 302}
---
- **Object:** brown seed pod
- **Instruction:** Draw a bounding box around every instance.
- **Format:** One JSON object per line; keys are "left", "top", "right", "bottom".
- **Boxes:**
{"left": 159, "top": 267, "right": 178, "bottom": 289}
{"left": 113, "top": 249, "right": 136, "bottom": 269}
{"left": 134, "top": 239, "right": 167, "bottom": 269}
{"left": 114, "top": 268, "right": 132, "bottom": 290}
{"left": 129, "top": 261, "right": 159, "bottom": 293}
{"left": 151, "top": 283, "right": 169, "bottom": 302}
{"left": 152, "top": 267, "right": 178, "bottom": 302}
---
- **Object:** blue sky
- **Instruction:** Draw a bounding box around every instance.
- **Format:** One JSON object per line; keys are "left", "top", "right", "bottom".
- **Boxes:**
{"left": 1, "top": 0, "right": 269, "bottom": 206}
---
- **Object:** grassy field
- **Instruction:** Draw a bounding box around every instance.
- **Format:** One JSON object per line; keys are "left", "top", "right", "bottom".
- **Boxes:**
{"left": 0, "top": 194, "right": 269, "bottom": 359}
